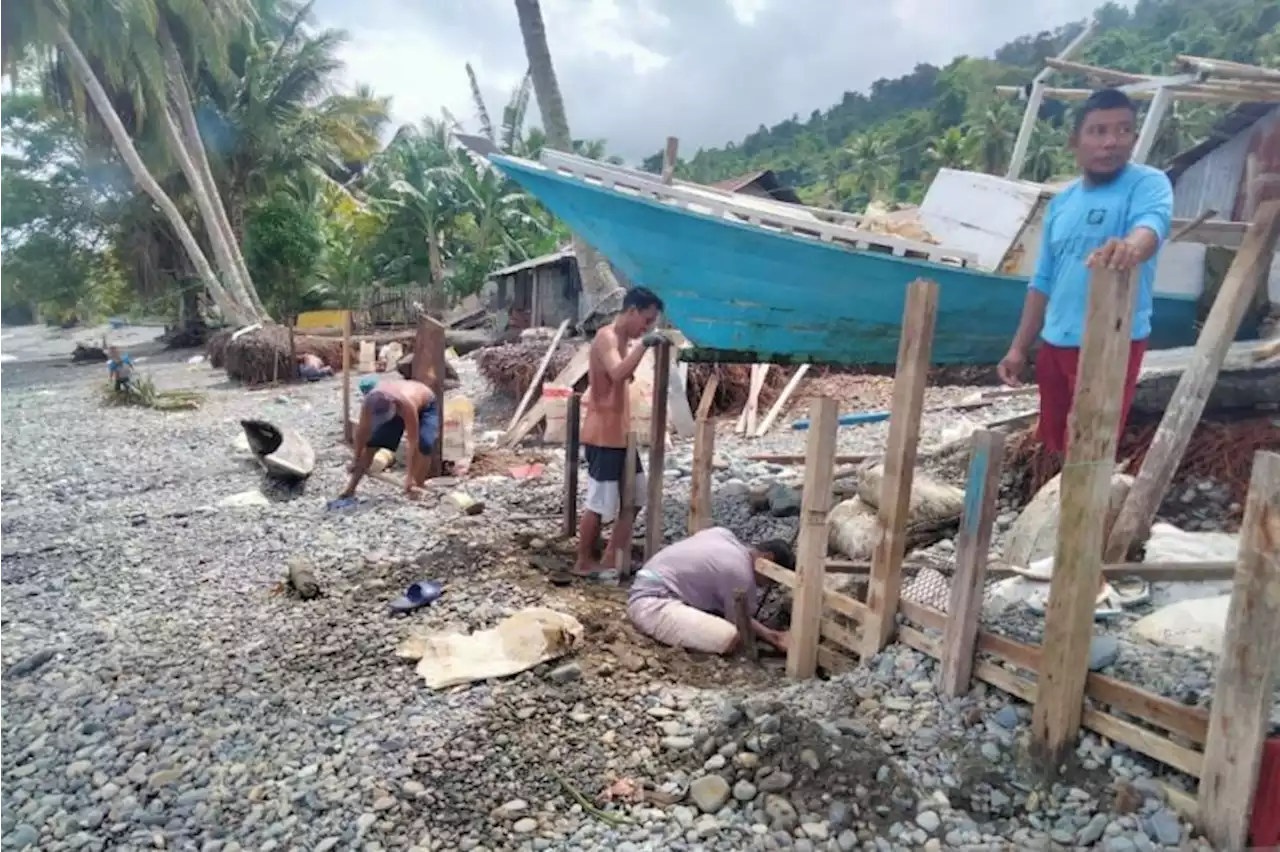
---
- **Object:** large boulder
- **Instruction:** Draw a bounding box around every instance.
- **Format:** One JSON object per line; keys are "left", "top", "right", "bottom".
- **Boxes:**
{"left": 1003, "top": 471, "right": 1137, "bottom": 570}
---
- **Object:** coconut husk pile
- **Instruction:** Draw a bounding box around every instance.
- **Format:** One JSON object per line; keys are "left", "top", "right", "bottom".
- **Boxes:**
{"left": 476, "top": 341, "right": 579, "bottom": 398}
{"left": 206, "top": 329, "right": 234, "bottom": 368}
{"left": 223, "top": 326, "right": 345, "bottom": 385}
{"left": 1007, "top": 414, "right": 1280, "bottom": 516}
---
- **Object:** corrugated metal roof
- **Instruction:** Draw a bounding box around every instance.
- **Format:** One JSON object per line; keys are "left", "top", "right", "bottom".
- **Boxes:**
{"left": 489, "top": 247, "right": 574, "bottom": 278}
{"left": 1166, "top": 103, "right": 1280, "bottom": 182}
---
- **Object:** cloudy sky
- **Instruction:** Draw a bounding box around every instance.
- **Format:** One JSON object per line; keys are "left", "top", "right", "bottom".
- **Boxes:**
{"left": 314, "top": 0, "right": 1113, "bottom": 163}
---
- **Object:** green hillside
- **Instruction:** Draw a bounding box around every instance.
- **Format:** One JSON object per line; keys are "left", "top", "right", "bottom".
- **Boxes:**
{"left": 642, "top": 0, "right": 1280, "bottom": 211}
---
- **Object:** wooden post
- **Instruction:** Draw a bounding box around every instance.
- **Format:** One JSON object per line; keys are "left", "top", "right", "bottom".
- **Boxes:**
{"left": 860, "top": 279, "right": 938, "bottom": 658}
{"left": 645, "top": 342, "right": 671, "bottom": 561}
{"left": 786, "top": 397, "right": 838, "bottom": 680}
{"left": 939, "top": 430, "right": 1006, "bottom": 697}
{"left": 412, "top": 315, "right": 447, "bottom": 481}
{"left": 662, "top": 136, "right": 679, "bottom": 184}
{"left": 688, "top": 417, "right": 715, "bottom": 534}
{"left": 695, "top": 374, "right": 719, "bottom": 421}
{"left": 562, "top": 393, "right": 581, "bottom": 539}
{"left": 1197, "top": 451, "right": 1280, "bottom": 851}
{"left": 616, "top": 432, "right": 638, "bottom": 576}
{"left": 732, "top": 589, "right": 758, "bottom": 662}
{"left": 342, "top": 310, "right": 353, "bottom": 443}
{"left": 1105, "top": 201, "right": 1280, "bottom": 562}
{"left": 1031, "top": 268, "right": 1139, "bottom": 772}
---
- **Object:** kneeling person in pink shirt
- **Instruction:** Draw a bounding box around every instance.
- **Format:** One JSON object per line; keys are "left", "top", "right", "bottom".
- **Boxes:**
{"left": 627, "top": 527, "right": 792, "bottom": 655}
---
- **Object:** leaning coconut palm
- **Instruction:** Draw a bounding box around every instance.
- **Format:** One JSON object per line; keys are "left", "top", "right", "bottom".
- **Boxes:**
{"left": 512, "top": 0, "right": 625, "bottom": 323}
{"left": 2, "top": 0, "right": 261, "bottom": 324}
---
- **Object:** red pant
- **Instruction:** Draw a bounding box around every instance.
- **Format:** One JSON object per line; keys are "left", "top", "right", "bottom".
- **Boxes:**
{"left": 1036, "top": 339, "right": 1146, "bottom": 455}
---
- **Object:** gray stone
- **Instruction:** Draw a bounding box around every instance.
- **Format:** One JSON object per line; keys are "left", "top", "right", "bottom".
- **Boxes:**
{"left": 1089, "top": 636, "right": 1121, "bottom": 671}
{"left": 1104, "top": 838, "right": 1136, "bottom": 852}
{"left": 915, "top": 811, "right": 940, "bottom": 834}
{"left": 512, "top": 818, "right": 538, "bottom": 834}
{"left": 993, "top": 706, "right": 1019, "bottom": 729}
{"left": 690, "top": 775, "right": 731, "bottom": 813}
{"left": 828, "top": 800, "right": 853, "bottom": 830}
{"left": 1078, "top": 813, "right": 1109, "bottom": 845}
{"left": 759, "top": 771, "right": 793, "bottom": 793}
{"left": 5, "top": 826, "right": 39, "bottom": 849}
{"left": 547, "top": 662, "right": 582, "bottom": 684}
{"left": 981, "top": 742, "right": 1001, "bottom": 762}
{"left": 764, "top": 795, "right": 798, "bottom": 831}
{"left": 733, "top": 780, "right": 757, "bottom": 802}
{"left": 800, "top": 822, "right": 829, "bottom": 840}
{"left": 661, "top": 736, "right": 696, "bottom": 751}
{"left": 766, "top": 484, "right": 802, "bottom": 517}
{"left": 837, "top": 829, "right": 858, "bottom": 852}
{"left": 1146, "top": 809, "right": 1181, "bottom": 845}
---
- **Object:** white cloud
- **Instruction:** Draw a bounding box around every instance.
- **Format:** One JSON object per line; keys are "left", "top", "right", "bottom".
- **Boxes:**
{"left": 318, "top": 0, "right": 1125, "bottom": 163}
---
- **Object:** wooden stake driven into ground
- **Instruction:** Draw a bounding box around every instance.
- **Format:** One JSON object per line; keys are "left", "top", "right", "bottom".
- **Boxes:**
{"left": 939, "top": 430, "right": 1006, "bottom": 697}
{"left": 860, "top": 279, "right": 939, "bottom": 658}
{"left": 645, "top": 342, "right": 671, "bottom": 561}
{"left": 562, "top": 393, "right": 581, "bottom": 539}
{"left": 1105, "top": 201, "right": 1280, "bottom": 563}
{"left": 341, "top": 310, "right": 353, "bottom": 443}
{"left": 412, "top": 315, "right": 447, "bottom": 480}
{"left": 786, "top": 397, "right": 838, "bottom": 679}
{"left": 689, "top": 417, "right": 715, "bottom": 535}
{"left": 1031, "top": 268, "right": 1138, "bottom": 771}
{"left": 617, "top": 432, "right": 638, "bottom": 576}
{"left": 1198, "top": 451, "right": 1280, "bottom": 851}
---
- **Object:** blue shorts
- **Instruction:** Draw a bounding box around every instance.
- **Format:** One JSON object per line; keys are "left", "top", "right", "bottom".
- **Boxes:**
{"left": 368, "top": 400, "right": 439, "bottom": 453}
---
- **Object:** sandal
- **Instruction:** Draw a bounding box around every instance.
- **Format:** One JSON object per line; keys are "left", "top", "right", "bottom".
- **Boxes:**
{"left": 1024, "top": 580, "right": 1149, "bottom": 621}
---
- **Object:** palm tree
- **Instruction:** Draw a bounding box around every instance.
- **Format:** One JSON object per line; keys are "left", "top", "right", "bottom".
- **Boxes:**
{"left": 1026, "top": 121, "right": 1070, "bottom": 184}
{"left": 924, "top": 127, "right": 971, "bottom": 180}
{"left": 3, "top": 0, "right": 260, "bottom": 324}
{"left": 843, "top": 134, "right": 898, "bottom": 202}
{"left": 965, "top": 101, "right": 1019, "bottom": 175}
{"left": 513, "top": 0, "right": 623, "bottom": 321}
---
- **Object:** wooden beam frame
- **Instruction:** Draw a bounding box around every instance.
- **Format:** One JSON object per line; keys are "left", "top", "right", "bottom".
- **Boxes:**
{"left": 786, "top": 397, "right": 838, "bottom": 679}
{"left": 1007, "top": 22, "right": 1096, "bottom": 180}
{"left": 1132, "top": 86, "right": 1174, "bottom": 164}
{"left": 1198, "top": 451, "right": 1280, "bottom": 851}
{"left": 1031, "top": 267, "right": 1138, "bottom": 771}
{"left": 412, "top": 315, "right": 447, "bottom": 481}
{"left": 1106, "top": 201, "right": 1280, "bottom": 562}
{"left": 861, "top": 279, "right": 938, "bottom": 658}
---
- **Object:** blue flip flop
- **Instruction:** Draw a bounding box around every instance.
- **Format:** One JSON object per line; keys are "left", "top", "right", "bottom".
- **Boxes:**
{"left": 326, "top": 496, "right": 359, "bottom": 512}
{"left": 389, "top": 580, "right": 443, "bottom": 613}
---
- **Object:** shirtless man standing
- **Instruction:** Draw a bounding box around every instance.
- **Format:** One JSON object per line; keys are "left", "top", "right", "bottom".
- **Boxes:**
{"left": 340, "top": 378, "right": 438, "bottom": 498}
{"left": 575, "top": 287, "right": 666, "bottom": 579}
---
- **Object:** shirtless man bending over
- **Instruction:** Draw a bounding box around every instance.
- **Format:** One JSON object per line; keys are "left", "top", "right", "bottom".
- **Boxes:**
{"left": 575, "top": 287, "right": 667, "bottom": 580}
{"left": 340, "top": 378, "right": 438, "bottom": 498}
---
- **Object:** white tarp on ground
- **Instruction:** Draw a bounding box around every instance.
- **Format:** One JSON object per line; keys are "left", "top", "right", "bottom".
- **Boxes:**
{"left": 395, "top": 607, "right": 584, "bottom": 690}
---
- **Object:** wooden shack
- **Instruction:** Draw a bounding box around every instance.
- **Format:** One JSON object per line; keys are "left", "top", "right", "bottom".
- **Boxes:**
{"left": 482, "top": 248, "right": 582, "bottom": 330}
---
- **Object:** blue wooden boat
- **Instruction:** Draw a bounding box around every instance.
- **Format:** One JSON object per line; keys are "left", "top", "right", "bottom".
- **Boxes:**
{"left": 485, "top": 150, "right": 1204, "bottom": 365}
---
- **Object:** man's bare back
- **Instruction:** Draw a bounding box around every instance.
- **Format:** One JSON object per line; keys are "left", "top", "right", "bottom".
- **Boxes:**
{"left": 371, "top": 379, "right": 434, "bottom": 411}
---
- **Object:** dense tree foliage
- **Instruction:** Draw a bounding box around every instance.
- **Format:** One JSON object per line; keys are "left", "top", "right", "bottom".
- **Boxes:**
{"left": 641, "top": 0, "right": 1278, "bottom": 211}
{"left": 2, "top": 0, "right": 1276, "bottom": 328}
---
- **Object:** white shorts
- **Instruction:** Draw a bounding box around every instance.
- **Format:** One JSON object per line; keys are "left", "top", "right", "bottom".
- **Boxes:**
{"left": 584, "top": 472, "right": 647, "bottom": 523}
{"left": 627, "top": 595, "right": 737, "bottom": 655}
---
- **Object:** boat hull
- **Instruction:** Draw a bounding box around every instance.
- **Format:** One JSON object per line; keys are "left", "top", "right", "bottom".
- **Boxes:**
{"left": 492, "top": 156, "right": 1201, "bottom": 365}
